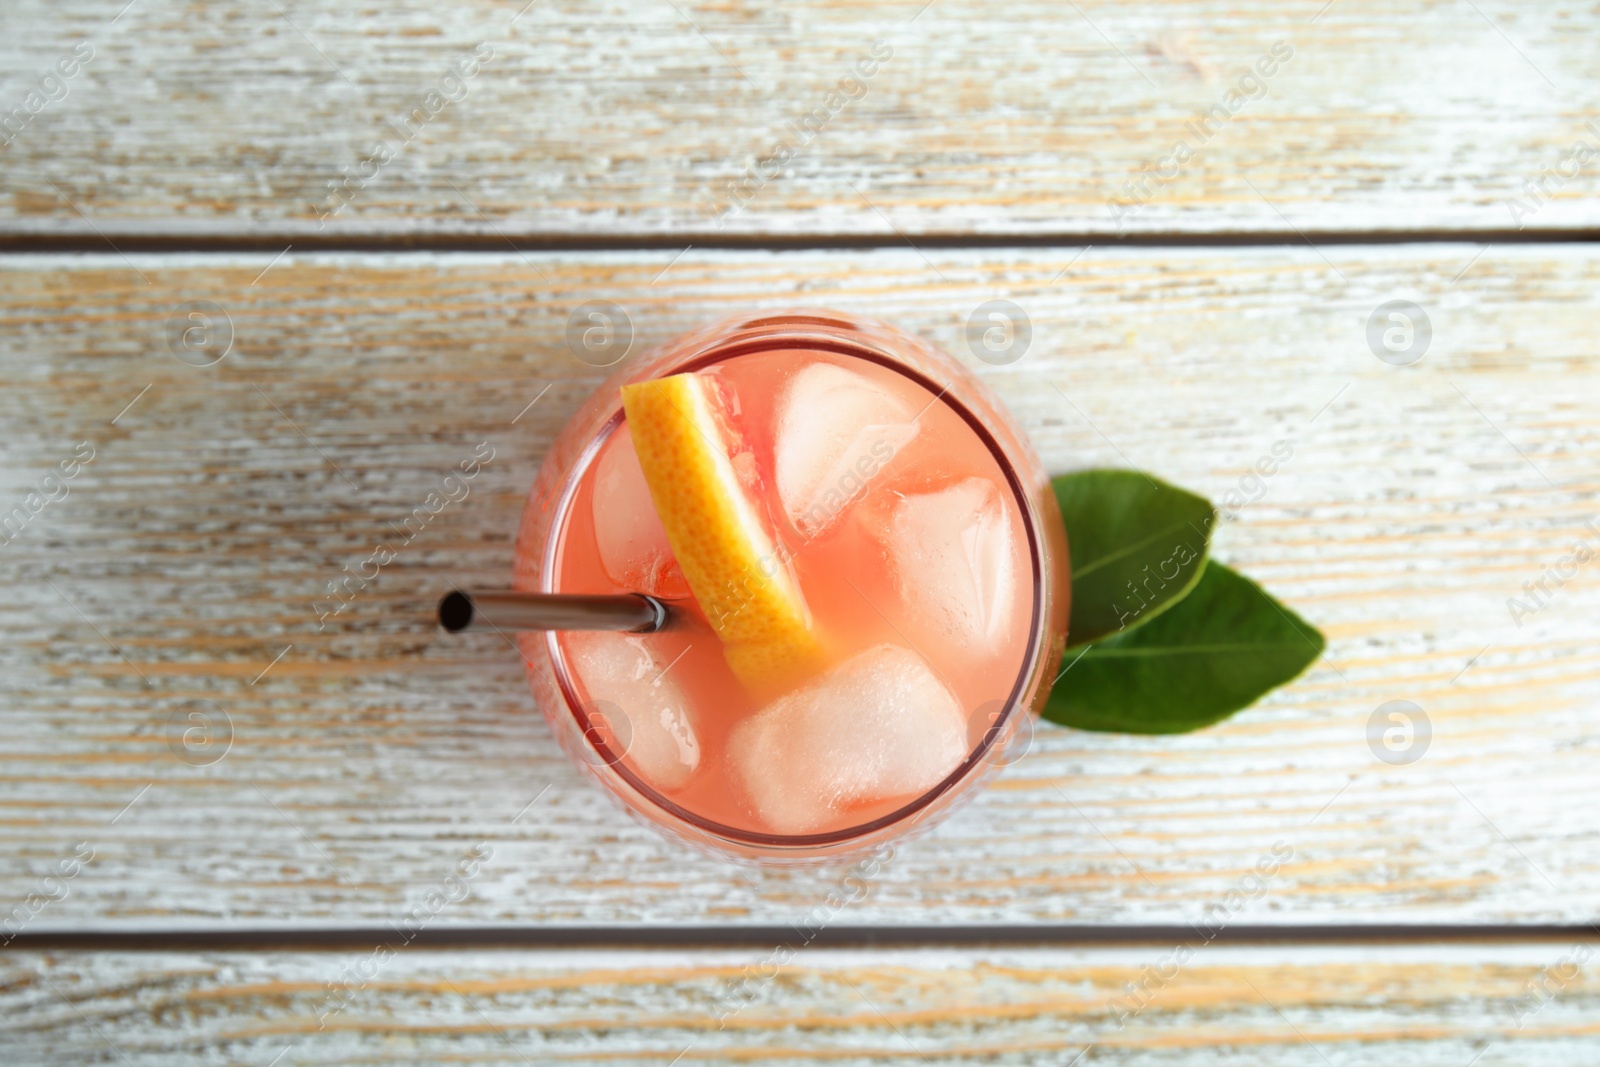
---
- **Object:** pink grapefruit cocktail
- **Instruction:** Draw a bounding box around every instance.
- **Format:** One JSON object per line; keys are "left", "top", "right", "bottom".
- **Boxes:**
{"left": 514, "top": 311, "right": 1067, "bottom": 862}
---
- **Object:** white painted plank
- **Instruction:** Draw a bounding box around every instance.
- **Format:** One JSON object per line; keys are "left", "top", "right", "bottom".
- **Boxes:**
{"left": 0, "top": 247, "right": 1597, "bottom": 928}
{"left": 4, "top": 944, "right": 1598, "bottom": 1064}
{"left": 0, "top": 1, "right": 1597, "bottom": 236}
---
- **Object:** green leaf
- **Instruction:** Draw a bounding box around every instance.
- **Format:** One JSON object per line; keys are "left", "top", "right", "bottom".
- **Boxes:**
{"left": 1043, "top": 561, "right": 1324, "bottom": 734}
{"left": 1055, "top": 469, "right": 1215, "bottom": 648}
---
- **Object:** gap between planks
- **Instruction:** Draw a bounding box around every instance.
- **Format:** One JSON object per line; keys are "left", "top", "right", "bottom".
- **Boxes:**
{"left": 2, "top": 229, "right": 1600, "bottom": 255}
{"left": 6, "top": 924, "right": 1600, "bottom": 953}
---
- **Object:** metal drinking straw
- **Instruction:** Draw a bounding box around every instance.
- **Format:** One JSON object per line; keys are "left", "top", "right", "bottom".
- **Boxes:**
{"left": 438, "top": 590, "right": 670, "bottom": 634}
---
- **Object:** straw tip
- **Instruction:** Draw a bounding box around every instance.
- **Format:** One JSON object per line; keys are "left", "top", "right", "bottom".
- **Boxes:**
{"left": 438, "top": 591, "right": 474, "bottom": 633}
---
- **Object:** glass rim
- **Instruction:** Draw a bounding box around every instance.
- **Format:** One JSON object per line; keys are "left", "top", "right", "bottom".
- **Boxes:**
{"left": 542, "top": 314, "right": 1048, "bottom": 849}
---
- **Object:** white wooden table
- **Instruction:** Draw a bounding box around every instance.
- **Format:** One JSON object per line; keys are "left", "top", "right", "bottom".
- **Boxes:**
{"left": 3, "top": 1, "right": 1599, "bottom": 1062}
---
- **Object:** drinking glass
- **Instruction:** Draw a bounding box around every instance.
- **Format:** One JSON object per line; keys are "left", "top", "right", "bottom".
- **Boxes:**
{"left": 512, "top": 309, "right": 1068, "bottom": 864}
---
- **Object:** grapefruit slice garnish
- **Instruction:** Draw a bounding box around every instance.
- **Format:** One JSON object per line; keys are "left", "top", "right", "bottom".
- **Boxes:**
{"left": 620, "top": 372, "right": 826, "bottom": 698}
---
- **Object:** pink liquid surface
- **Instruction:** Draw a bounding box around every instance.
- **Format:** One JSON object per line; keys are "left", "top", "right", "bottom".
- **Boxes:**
{"left": 550, "top": 347, "right": 1033, "bottom": 837}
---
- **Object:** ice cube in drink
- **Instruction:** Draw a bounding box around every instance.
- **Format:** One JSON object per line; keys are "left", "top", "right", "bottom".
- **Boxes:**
{"left": 727, "top": 643, "right": 968, "bottom": 834}
{"left": 879, "top": 476, "right": 1020, "bottom": 660}
{"left": 774, "top": 361, "right": 920, "bottom": 540}
{"left": 564, "top": 630, "right": 701, "bottom": 792}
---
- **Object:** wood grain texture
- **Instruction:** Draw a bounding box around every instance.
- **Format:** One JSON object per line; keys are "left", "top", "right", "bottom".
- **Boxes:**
{"left": 1, "top": 247, "right": 1598, "bottom": 928}
{"left": 6, "top": 944, "right": 1600, "bottom": 1064}
{"left": 1, "top": 0, "right": 1599, "bottom": 237}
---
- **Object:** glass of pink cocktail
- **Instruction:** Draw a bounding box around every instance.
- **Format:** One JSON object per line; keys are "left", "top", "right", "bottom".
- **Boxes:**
{"left": 512, "top": 311, "right": 1068, "bottom": 863}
